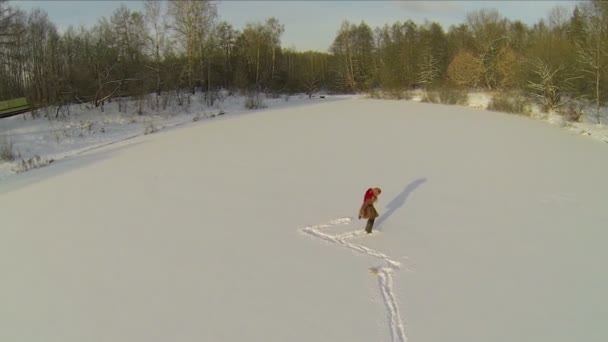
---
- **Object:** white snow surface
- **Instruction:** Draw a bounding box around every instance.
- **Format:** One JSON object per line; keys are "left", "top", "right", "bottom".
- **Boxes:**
{"left": 411, "top": 90, "right": 608, "bottom": 144}
{"left": 0, "top": 92, "right": 343, "bottom": 181}
{"left": 2, "top": 98, "right": 608, "bottom": 342}
{"left": 469, "top": 92, "right": 608, "bottom": 144}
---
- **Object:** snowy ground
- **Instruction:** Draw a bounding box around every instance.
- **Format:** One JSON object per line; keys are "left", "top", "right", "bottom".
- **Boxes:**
{"left": 2, "top": 90, "right": 607, "bottom": 182}
{"left": 408, "top": 89, "right": 608, "bottom": 144}
{"left": 467, "top": 92, "right": 608, "bottom": 144}
{"left": 1, "top": 98, "right": 608, "bottom": 342}
{"left": 0, "top": 92, "right": 343, "bottom": 181}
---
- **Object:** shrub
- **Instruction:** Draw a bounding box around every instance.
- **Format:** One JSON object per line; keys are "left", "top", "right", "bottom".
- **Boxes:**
{"left": 369, "top": 89, "right": 413, "bottom": 100}
{"left": 369, "top": 89, "right": 382, "bottom": 99}
{"left": 244, "top": 93, "right": 267, "bottom": 110}
{"left": 447, "top": 50, "right": 483, "bottom": 88}
{"left": 487, "top": 92, "right": 530, "bottom": 115}
{"left": 266, "top": 92, "right": 281, "bottom": 99}
{"left": 144, "top": 122, "right": 158, "bottom": 135}
{"left": 13, "top": 155, "right": 53, "bottom": 173}
{"left": 559, "top": 103, "right": 584, "bottom": 122}
{"left": 422, "top": 87, "right": 468, "bottom": 105}
{"left": 0, "top": 137, "right": 16, "bottom": 162}
{"left": 80, "top": 120, "right": 94, "bottom": 134}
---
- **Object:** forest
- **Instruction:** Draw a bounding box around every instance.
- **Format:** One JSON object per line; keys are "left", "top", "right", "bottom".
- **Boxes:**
{"left": 0, "top": 0, "right": 606, "bottom": 120}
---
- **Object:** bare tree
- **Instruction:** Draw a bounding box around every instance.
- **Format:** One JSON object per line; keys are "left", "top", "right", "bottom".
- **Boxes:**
{"left": 577, "top": 45, "right": 605, "bottom": 124}
{"left": 447, "top": 50, "right": 483, "bottom": 88}
{"left": 215, "top": 21, "right": 237, "bottom": 89}
{"left": 0, "top": 0, "right": 15, "bottom": 45}
{"left": 466, "top": 9, "right": 508, "bottom": 89}
{"left": 330, "top": 21, "right": 358, "bottom": 91}
{"left": 144, "top": 0, "right": 167, "bottom": 109}
{"left": 0, "top": 1, "right": 27, "bottom": 101}
{"left": 576, "top": 1, "right": 607, "bottom": 124}
{"left": 25, "top": 9, "right": 60, "bottom": 107}
{"left": 67, "top": 20, "right": 138, "bottom": 111}
{"left": 526, "top": 58, "right": 580, "bottom": 112}
{"left": 299, "top": 53, "right": 321, "bottom": 97}
{"left": 238, "top": 18, "right": 284, "bottom": 92}
{"left": 547, "top": 5, "right": 571, "bottom": 34}
{"left": 301, "top": 75, "right": 320, "bottom": 98}
{"left": 495, "top": 46, "right": 520, "bottom": 89}
{"left": 265, "top": 17, "right": 284, "bottom": 81}
{"left": 240, "top": 23, "right": 264, "bottom": 89}
{"left": 168, "top": 0, "right": 216, "bottom": 94}
{"left": 417, "top": 46, "right": 440, "bottom": 86}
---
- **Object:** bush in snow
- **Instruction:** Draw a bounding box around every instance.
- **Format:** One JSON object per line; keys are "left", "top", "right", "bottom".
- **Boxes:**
{"left": 547, "top": 112, "right": 567, "bottom": 127}
{"left": 50, "top": 126, "right": 66, "bottom": 144}
{"left": 117, "top": 98, "right": 128, "bottom": 113}
{"left": 80, "top": 120, "right": 94, "bottom": 135}
{"left": 0, "top": 137, "right": 16, "bottom": 162}
{"left": 526, "top": 58, "right": 575, "bottom": 113}
{"left": 12, "top": 155, "right": 53, "bottom": 173}
{"left": 161, "top": 93, "right": 171, "bottom": 111}
{"left": 201, "top": 91, "right": 220, "bottom": 107}
{"left": 244, "top": 93, "right": 267, "bottom": 110}
{"left": 136, "top": 95, "right": 145, "bottom": 115}
{"left": 50, "top": 120, "right": 98, "bottom": 142}
{"left": 369, "top": 89, "right": 413, "bottom": 100}
{"left": 391, "top": 89, "right": 413, "bottom": 100}
{"left": 422, "top": 87, "right": 468, "bottom": 105}
{"left": 559, "top": 103, "right": 584, "bottom": 123}
{"left": 266, "top": 92, "right": 281, "bottom": 99}
{"left": 487, "top": 92, "right": 530, "bottom": 115}
{"left": 144, "top": 122, "right": 158, "bottom": 135}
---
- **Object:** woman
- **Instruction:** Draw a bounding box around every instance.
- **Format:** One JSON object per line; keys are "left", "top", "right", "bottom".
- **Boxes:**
{"left": 359, "top": 187, "right": 381, "bottom": 233}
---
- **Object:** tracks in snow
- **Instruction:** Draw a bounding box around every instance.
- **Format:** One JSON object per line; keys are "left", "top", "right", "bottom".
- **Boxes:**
{"left": 300, "top": 217, "right": 408, "bottom": 342}
{"left": 374, "top": 267, "right": 407, "bottom": 342}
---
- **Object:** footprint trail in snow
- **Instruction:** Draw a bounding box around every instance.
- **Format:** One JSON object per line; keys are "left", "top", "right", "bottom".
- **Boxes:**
{"left": 300, "top": 217, "right": 408, "bottom": 342}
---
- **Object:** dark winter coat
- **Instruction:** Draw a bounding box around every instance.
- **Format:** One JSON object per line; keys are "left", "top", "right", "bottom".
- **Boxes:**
{"left": 360, "top": 203, "right": 379, "bottom": 219}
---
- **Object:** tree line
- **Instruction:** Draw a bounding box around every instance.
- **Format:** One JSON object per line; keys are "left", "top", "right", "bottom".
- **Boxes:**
{"left": 0, "top": 0, "right": 606, "bottom": 117}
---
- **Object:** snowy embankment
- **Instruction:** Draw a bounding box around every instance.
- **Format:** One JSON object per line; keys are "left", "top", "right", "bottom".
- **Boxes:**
{"left": 453, "top": 91, "right": 608, "bottom": 144}
{"left": 2, "top": 90, "right": 607, "bottom": 182}
{"left": 0, "top": 92, "right": 346, "bottom": 181}
{"left": 2, "top": 98, "right": 608, "bottom": 342}
{"left": 404, "top": 89, "right": 608, "bottom": 144}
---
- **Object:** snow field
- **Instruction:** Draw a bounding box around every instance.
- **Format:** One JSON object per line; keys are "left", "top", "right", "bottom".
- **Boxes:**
{"left": 1, "top": 98, "right": 608, "bottom": 342}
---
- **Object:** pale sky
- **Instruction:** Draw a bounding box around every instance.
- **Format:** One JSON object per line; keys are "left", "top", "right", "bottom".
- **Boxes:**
{"left": 11, "top": 0, "right": 579, "bottom": 52}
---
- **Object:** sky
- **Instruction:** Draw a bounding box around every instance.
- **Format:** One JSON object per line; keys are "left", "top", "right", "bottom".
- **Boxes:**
{"left": 11, "top": 0, "right": 579, "bottom": 52}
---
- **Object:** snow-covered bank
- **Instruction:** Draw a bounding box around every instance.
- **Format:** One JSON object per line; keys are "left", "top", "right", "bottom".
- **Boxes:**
{"left": 1, "top": 99, "right": 607, "bottom": 342}
{"left": 382, "top": 89, "right": 608, "bottom": 145}
{"left": 0, "top": 92, "right": 349, "bottom": 181}
{"left": 470, "top": 92, "right": 608, "bottom": 144}
{"left": 3, "top": 89, "right": 606, "bottom": 184}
